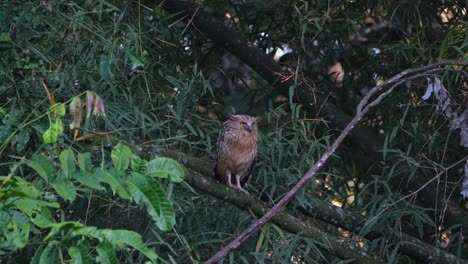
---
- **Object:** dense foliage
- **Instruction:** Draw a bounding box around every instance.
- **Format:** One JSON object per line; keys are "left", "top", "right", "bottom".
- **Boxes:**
{"left": 0, "top": 0, "right": 467, "bottom": 263}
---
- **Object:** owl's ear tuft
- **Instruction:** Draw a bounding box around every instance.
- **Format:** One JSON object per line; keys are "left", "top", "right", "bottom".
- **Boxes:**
{"left": 225, "top": 112, "right": 235, "bottom": 120}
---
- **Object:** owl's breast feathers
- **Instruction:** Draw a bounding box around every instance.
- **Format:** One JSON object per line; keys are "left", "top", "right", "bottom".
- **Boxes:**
{"left": 214, "top": 130, "right": 258, "bottom": 186}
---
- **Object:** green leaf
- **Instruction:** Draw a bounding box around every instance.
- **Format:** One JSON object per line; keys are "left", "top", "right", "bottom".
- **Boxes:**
{"left": 96, "top": 242, "right": 119, "bottom": 264}
{"left": 72, "top": 227, "right": 158, "bottom": 262}
{"left": 111, "top": 142, "right": 132, "bottom": 171}
{"left": 126, "top": 172, "right": 175, "bottom": 231}
{"left": 129, "top": 50, "right": 149, "bottom": 70}
{"left": 0, "top": 32, "right": 12, "bottom": 43}
{"left": 69, "top": 241, "right": 92, "bottom": 264}
{"left": 131, "top": 154, "right": 148, "bottom": 174}
{"left": 45, "top": 221, "right": 83, "bottom": 241}
{"left": 78, "top": 152, "right": 92, "bottom": 172}
{"left": 39, "top": 240, "right": 60, "bottom": 264}
{"left": 24, "top": 154, "right": 56, "bottom": 182}
{"left": 13, "top": 198, "right": 59, "bottom": 217}
{"left": 50, "top": 175, "right": 76, "bottom": 202}
{"left": 73, "top": 171, "right": 105, "bottom": 190}
{"left": 4, "top": 221, "right": 30, "bottom": 250}
{"left": 95, "top": 168, "right": 131, "bottom": 200}
{"left": 60, "top": 149, "right": 76, "bottom": 179}
{"left": 145, "top": 157, "right": 184, "bottom": 183}
{"left": 43, "top": 123, "right": 59, "bottom": 144}
{"left": 50, "top": 103, "right": 66, "bottom": 117}
{"left": 56, "top": 118, "right": 64, "bottom": 133}
{"left": 31, "top": 209, "right": 55, "bottom": 228}
{"left": 69, "top": 245, "right": 92, "bottom": 264}
{"left": 100, "top": 54, "right": 111, "bottom": 81}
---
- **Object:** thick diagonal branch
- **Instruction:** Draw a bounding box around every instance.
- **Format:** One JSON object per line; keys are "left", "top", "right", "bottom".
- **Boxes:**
{"left": 153, "top": 0, "right": 468, "bottom": 233}
{"left": 160, "top": 150, "right": 465, "bottom": 264}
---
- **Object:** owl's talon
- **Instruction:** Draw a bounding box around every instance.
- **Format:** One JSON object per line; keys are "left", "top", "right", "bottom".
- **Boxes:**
{"left": 236, "top": 186, "right": 249, "bottom": 194}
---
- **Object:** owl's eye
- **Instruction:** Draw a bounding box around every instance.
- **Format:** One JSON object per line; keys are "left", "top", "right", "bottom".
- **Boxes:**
{"left": 240, "top": 122, "right": 247, "bottom": 127}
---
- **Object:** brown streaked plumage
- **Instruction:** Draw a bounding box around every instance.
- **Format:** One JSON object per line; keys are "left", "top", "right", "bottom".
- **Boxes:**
{"left": 214, "top": 115, "right": 258, "bottom": 193}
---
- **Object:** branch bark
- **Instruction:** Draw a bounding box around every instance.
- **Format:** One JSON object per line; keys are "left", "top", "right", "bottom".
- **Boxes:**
{"left": 160, "top": 150, "right": 465, "bottom": 264}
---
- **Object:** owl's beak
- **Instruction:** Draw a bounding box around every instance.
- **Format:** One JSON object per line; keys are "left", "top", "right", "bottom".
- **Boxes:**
{"left": 245, "top": 124, "right": 252, "bottom": 133}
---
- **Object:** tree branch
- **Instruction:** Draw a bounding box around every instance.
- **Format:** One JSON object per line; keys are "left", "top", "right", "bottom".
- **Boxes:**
{"left": 152, "top": 0, "right": 468, "bottom": 234}
{"left": 203, "top": 61, "right": 468, "bottom": 263}
{"left": 148, "top": 1, "right": 468, "bottom": 261}
{"left": 160, "top": 150, "right": 466, "bottom": 264}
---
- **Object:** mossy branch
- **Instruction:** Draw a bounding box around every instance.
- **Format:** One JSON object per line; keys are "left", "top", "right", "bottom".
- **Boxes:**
{"left": 160, "top": 150, "right": 465, "bottom": 264}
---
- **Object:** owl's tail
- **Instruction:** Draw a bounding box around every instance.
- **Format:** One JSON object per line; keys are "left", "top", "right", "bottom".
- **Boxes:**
{"left": 213, "top": 164, "right": 221, "bottom": 182}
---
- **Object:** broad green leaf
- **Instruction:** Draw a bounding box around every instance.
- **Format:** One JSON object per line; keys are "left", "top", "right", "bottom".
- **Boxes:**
{"left": 31, "top": 208, "right": 55, "bottom": 228}
{"left": 96, "top": 242, "right": 119, "bottom": 264}
{"left": 145, "top": 157, "right": 184, "bottom": 183}
{"left": 73, "top": 227, "right": 157, "bottom": 262}
{"left": 73, "top": 171, "right": 105, "bottom": 190}
{"left": 39, "top": 240, "right": 60, "bottom": 264}
{"left": 45, "top": 221, "right": 83, "bottom": 241}
{"left": 69, "top": 241, "right": 92, "bottom": 264}
{"left": 43, "top": 123, "right": 58, "bottom": 144}
{"left": 69, "top": 246, "right": 91, "bottom": 264}
{"left": 13, "top": 198, "right": 59, "bottom": 217}
{"left": 95, "top": 168, "right": 131, "bottom": 200}
{"left": 127, "top": 172, "right": 175, "bottom": 231}
{"left": 24, "top": 154, "right": 56, "bottom": 182}
{"left": 4, "top": 221, "right": 29, "bottom": 250}
{"left": 131, "top": 154, "right": 148, "bottom": 174}
{"left": 111, "top": 142, "right": 132, "bottom": 171}
{"left": 14, "top": 176, "right": 42, "bottom": 198}
{"left": 50, "top": 175, "right": 76, "bottom": 202}
{"left": 60, "top": 149, "right": 76, "bottom": 178}
{"left": 78, "top": 152, "right": 92, "bottom": 172}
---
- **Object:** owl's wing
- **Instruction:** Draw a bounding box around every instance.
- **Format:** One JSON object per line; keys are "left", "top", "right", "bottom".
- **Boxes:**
{"left": 240, "top": 155, "right": 257, "bottom": 187}
{"left": 213, "top": 127, "right": 226, "bottom": 181}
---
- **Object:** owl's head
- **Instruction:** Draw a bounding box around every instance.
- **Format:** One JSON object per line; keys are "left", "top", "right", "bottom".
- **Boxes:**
{"left": 228, "top": 114, "right": 258, "bottom": 133}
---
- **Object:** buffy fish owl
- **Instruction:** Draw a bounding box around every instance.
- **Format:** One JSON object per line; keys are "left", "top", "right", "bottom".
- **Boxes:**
{"left": 214, "top": 115, "right": 258, "bottom": 193}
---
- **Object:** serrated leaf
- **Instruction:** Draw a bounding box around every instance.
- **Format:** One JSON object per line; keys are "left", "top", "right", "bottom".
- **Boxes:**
{"left": 50, "top": 175, "right": 76, "bottom": 202}
{"left": 95, "top": 168, "right": 131, "bottom": 200}
{"left": 111, "top": 142, "right": 132, "bottom": 171}
{"left": 60, "top": 149, "right": 76, "bottom": 178}
{"left": 131, "top": 154, "right": 148, "bottom": 174}
{"left": 145, "top": 157, "right": 184, "bottom": 183}
{"left": 126, "top": 172, "right": 175, "bottom": 231}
